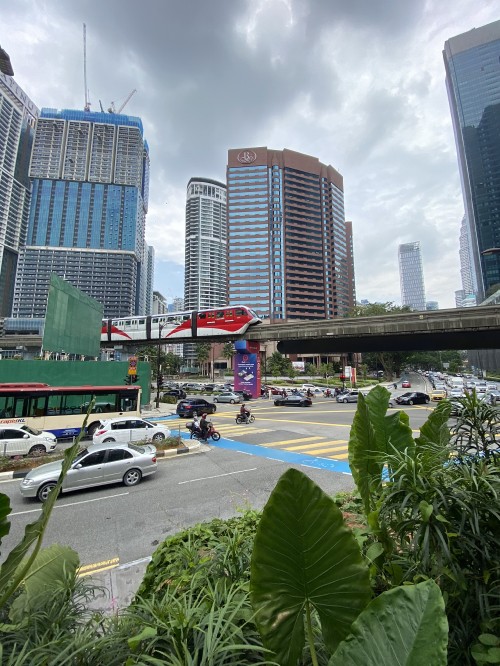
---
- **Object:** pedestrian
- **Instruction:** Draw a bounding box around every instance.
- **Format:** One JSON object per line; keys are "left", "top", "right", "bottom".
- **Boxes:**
{"left": 282, "top": 388, "right": 286, "bottom": 398}
{"left": 268, "top": 388, "right": 272, "bottom": 400}
{"left": 393, "top": 382, "right": 397, "bottom": 389}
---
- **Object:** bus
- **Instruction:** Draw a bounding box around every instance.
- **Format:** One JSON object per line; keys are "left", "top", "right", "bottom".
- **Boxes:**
{"left": 0, "top": 384, "right": 141, "bottom": 438}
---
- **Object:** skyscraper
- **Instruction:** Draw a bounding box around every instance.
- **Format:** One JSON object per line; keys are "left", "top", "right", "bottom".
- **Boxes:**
{"left": 458, "top": 214, "right": 477, "bottom": 305}
{"left": 444, "top": 20, "right": 500, "bottom": 301}
{"left": 12, "top": 108, "right": 151, "bottom": 318}
{"left": 0, "top": 73, "right": 38, "bottom": 315}
{"left": 226, "top": 147, "right": 354, "bottom": 321}
{"left": 398, "top": 241, "right": 426, "bottom": 311}
{"left": 184, "top": 178, "right": 227, "bottom": 310}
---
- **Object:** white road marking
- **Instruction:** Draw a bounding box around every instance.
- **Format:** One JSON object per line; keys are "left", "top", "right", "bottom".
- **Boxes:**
{"left": 178, "top": 468, "right": 257, "bottom": 484}
{"left": 10, "top": 492, "right": 129, "bottom": 516}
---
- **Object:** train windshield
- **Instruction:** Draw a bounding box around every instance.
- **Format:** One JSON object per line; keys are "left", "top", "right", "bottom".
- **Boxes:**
{"left": 249, "top": 309, "right": 261, "bottom": 321}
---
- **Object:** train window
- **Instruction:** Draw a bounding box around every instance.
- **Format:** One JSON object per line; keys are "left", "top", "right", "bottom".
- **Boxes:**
{"left": 138, "top": 319, "right": 145, "bottom": 325}
{"left": 198, "top": 313, "right": 206, "bottom": 319}
{"left": 224, "top": 310, "right": 234, "bottom": 318}
{"left": 152, "top": 318, "right": 158, "bottom": 324}
{"left": 183, "top": 315, "right": 191, "bottom": 321}
{"left": 216, "top": 311, "right": 224, "bottom": 319}
{"left": 235, "top": 308, "right": 245, "bottom": 316}
{"left": 207, "top": 312, "right": 215, "bottom": 318}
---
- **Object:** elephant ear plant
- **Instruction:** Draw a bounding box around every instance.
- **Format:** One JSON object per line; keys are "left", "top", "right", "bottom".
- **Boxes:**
{"left": 249, "top": 467, "right": 448, "bottom": 666}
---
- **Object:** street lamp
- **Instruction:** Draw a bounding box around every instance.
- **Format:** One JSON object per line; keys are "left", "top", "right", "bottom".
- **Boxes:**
{"left": 155, "top": 322, "right": 165, "bottom": 409}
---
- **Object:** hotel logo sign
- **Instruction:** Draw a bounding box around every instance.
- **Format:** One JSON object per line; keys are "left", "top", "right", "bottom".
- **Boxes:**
{"left": 237, "top": 150, "right": 257, "bottom": 164}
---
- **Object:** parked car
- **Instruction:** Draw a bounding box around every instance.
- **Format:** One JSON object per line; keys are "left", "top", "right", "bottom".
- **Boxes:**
{"left": 431, "top": 389, "right": 447, "bottom": 401}
{"left": 274, "top": 394, "right": 312, "bottom": 407}
{"left": 20, "top": 442, "right": 158, "bottom": 502}
{"left": 213, "top": 391, "right": 241, "bottom": 404}
{"left": 233, "top": 389, "right": 253, "bottom": 401}
{"left": 176, "top": 398, "right": 217, "bottom": 418}
{"left": 92, "top": 417, "right": 170, "bottom": 445}
{"left": 0, "top": 424, "right": 57, "bottom": 458}
{"left": 161, "top": 388, "right": 186, "bottom": 400}
{"left": 401, "top": 380, "right": 412, "bottom": 388}
{"left": 336, "top": 390, "right": 360, "bottom": 404}
{"left": 395, "top": 392, "right": 430, "bottom": 405}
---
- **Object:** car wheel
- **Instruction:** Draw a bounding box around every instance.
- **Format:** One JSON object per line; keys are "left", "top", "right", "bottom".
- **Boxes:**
{"left": 87, "top": 422, "right": 99, "bottom": 436}
{"left": 211, "top": 405, "right": 216, "bottom": 413}
{"left": 28, "top": 444, "right": 47, "bottom": 457}
{"left": 230, "top": 399, "right": 235, "bottom": 404}
{"left": 409, "top": 400, "right": 414, "bottom": 405}
{"left": 343, "top": 398, "right": 348, "bottom": 403}
{"left": 103, "top": 437, "right": 116, "bottom": 443}
{"left": 123, "top": 468, "right": 142, "bottom": 487}
{"left": 213, "top": 398, "right": 218, "bottom": 403}
{"left": 37, "top": 481, "right": 58, "bottom": 503}
{"left": 152, "top": 432, "right": 165, "bottom": 442}
{"left": 425, "top": 398, "right": 430, "bottom": 404}
{"left": 274, "top": 401, "right": 280, "bottom": 406}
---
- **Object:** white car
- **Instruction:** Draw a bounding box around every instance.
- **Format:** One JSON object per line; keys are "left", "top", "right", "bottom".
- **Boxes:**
{"left": 93, "top": 417, "right": 170, "bottom": 445}
{"left": 0, "top": 424, "right": 57, "bottom": 457}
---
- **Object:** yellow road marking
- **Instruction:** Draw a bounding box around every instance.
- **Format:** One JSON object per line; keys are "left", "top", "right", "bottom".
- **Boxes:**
{"left": 326, "top": 452, "right": 349, "bottom": 460}
{"left": 284, "top": 441, "right": 347, "bottom": 452}
{"left": 266, "top": 435, "right": 325, "bottom": 445}
{"left": 78, "top": 557, "right": 119, "bottom": 577}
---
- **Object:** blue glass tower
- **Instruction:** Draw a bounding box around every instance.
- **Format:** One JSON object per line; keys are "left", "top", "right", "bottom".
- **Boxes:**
{"left": 12, "top": 108, "right": 151, "bottom": 317}
{"left": 444, "top": 20, "right": 500, "bottom": 301}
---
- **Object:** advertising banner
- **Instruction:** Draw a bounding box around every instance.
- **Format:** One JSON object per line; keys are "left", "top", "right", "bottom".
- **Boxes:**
{"left": 233, "top": 340, "right": 261, "bottom": 398}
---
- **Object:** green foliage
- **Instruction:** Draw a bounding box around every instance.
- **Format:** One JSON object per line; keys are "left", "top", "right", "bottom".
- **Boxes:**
{"left": 195, "top": 343, "right": 211, "bottom": 366}
{"left": 449, "top": 391, "right": 500, "bottom": 458}
{"left": 330, "top": 580, "right": 448, "bottom": 665}
{"left": 250, "top": 468, "right": 371, "bottom": 666}
{"left": 266, "top": 351, "right": 293, "bottom": 377}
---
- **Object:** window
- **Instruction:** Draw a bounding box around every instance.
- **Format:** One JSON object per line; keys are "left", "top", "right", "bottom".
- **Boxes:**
{"left": 216, "top": 311, "right": 224, "bottom": 319}
{"left": 79, "top": 451, "right": 106, "bottom": 467}
{"left": 107, "top": 448, "right": 133, "bottom": 462}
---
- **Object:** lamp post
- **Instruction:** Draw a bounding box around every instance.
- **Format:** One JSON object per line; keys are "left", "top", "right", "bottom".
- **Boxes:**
{"left": 155, "top": 322, "right": 165, "bottom": 409}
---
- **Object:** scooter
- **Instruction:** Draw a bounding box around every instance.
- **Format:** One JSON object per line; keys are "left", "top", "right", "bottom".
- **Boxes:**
{"left": 235, "top": 413, "right": 256, "bottom": 424}
{"left": 185, "top": 421, "right": 221, "bottom": 441}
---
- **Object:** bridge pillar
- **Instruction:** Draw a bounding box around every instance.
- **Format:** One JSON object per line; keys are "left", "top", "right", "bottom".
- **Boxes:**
{"left": 233, "top": 340, "right": 261, "bottom": 399}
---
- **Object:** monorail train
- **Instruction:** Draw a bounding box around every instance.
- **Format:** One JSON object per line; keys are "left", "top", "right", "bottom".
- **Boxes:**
{"left": 101, "top": 305, "right": 262, "bottom": 343}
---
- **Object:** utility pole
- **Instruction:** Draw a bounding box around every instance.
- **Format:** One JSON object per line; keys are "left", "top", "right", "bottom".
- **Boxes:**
{"left": 155, "top": 322, "right": 164, "bottom": 408}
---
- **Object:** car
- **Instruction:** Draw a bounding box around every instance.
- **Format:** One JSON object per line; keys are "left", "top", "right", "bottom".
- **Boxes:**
{"left": 274, "top": 394, "right": 312, "bottom": 407}
{"left": 447, "top": 388, "right": 465, "bottom": 399}
{"left": 486, "top": 383, "right": 497, "bottom": 391}
{"left": 161, "top": 388, "right": 187, "bottom": 400}
{"left": 92, "top": 417, "right": 170, "bottom": 445}
{"left": 336, "top": 390, "right": 360, "bottom": 403}
{"left": 485, "top": 390, "right": 500, "bottom": 405}
{"left": 20, "top": 442, "right": 158, "bottom": 502}
{"left": 395, "top": 392, "right": 430, "bottom": 405}
{"left": 431, "top": 389, "right": 447, "bottom": 401}
{"left": 401, "top": 381, "right": 412, "bottom": 388}
{"left": 0, "top": 424, "right": 57, "bottom": 458}
{"left": 213, "top": 391, "right": 241, "bottom": 404}
{"left": 176, "top": 398, "right": 217, "bottom": 418}
{"left": 233, "top": 389, "right": 253, "bottom": 401}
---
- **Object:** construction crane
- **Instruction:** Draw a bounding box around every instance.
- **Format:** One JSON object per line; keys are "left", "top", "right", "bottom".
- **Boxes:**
{"left": 83, "top": 24, "right": 91, "bottom": 111}
{"left": 108, "top": 89, "right": 137, "bottom": 114}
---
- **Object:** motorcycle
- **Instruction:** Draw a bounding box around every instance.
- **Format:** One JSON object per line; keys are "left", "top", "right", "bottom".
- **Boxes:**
{"left": 235, "top": 413, "right": 256, "bottom": 424}
{"left": 185, "top": 421, "right": 221, "bottom": 441}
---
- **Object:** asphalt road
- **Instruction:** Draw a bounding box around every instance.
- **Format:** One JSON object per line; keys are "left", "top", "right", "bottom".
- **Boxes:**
{"left": 0, "top": 373, "right": 435, "bottom": 571}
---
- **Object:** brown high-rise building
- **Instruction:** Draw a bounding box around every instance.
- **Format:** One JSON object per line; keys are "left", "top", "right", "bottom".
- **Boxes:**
{"left": 227, "top": 147, "right": 355, "bottom": 321}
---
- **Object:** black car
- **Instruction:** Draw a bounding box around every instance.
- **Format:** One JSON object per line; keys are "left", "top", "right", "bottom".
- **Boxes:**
{"left": 233, "top": 389, "right": 253, "bottom": 401}
{"left": 176, "top": 398, "right": 217, "bottom": 418}
{"left": 274, "top": 395, "right": 312, "bottom": 407}
{"left": 162, "top": 388, "right": 187, "bottom": 400}
{"left": 395, "top": 392, "right": 430, "bottom": 406}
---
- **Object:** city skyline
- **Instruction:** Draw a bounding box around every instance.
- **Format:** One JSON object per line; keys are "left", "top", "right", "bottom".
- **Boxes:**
{"left": 3, "top": 1, "right": 500, "bottom": 308}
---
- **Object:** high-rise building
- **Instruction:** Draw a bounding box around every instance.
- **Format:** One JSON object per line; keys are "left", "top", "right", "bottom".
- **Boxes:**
{"left": 398, "top": 241, "right": 426, "bottom": 311}
{"left": 444, "top": 20, "right": 500, "bottom": 301}
{"left": 0, "top": 73, "right": 38, "bottom": 315}
{"left": 458, "top": 215, "right": 477, "bottom": 306}
{"left": 426, "top": 301, "right": 439, "bottom": 311}
{"left": 12, "top": 108, "right": 151, "bottom": 318}
{"left": 184, "top": 178, "right": 227, "bottom": 310}
{"left": 227, "top": 147, "right": 354, "bottom": 321}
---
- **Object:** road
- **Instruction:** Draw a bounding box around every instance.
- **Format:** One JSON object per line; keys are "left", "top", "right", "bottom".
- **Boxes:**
{"left": 0, "top": 374, "right": 434, "bottom": 571}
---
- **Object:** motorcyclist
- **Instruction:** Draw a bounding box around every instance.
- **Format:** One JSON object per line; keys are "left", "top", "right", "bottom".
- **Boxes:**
{"left": 325, "top": 388, "right": 331, "bottom": 398}
{"left": 239, "top": 402, "right": 251, "bottom": 423}
{"left": 199, "top": 413, "right": 210, "bottom": 440}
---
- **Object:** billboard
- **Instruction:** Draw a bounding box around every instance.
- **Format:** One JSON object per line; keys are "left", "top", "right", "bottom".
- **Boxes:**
{"left": 233, "top": 340, "right": 261, "bottom": 398}
{"left": 43, "top": 274, "right": 103, "bottom": 357}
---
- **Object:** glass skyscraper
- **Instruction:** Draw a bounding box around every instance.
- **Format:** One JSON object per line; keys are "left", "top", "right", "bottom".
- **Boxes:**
{"left": 0, "top": 72, "right": 38, "bottom": 315}
{"left": 444, "top": 20, "right": 500, "bottom": 301}
{"left": 12, "top": 108, "right": 152, "bottom": 318}
{"left": 398, "top": 241, "right": 426, "bottom": 311}
{"left": 226, "top": 147, "right": 354, "bottom": 321}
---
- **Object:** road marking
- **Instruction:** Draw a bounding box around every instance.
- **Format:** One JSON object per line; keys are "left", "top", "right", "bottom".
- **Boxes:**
{"left": 217, "top": 428, "right": 272, "bottom": 436}
{"left": 78, "top": 557, "right": 120, "bottom": 577}
{"left": 284, "top": 442, "right": 348, "bottom": 452}
{"left": 10, "top": 492, "right": 129, "bottom": 517}
{"left": 178, "top": 467, "right": 258, "bottom": 484}
{"left": 265, "top": 435, "right": 324, "bottom": 445}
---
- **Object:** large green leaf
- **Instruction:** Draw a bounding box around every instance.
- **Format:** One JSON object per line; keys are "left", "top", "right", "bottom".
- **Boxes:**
{"left": 250, "top": 468, "right": 370, "bottom": 666}
{"left": 0, "top": 493, "right": 11, "bottom": 549}
{"left": 416, "top": 400, "right": 451, "bottom": 450}
{"left": 329, "top": 580, "right": 448, "bottom": 666}
{"left": 9, "top": 543, "right": 80, "bottom": 623}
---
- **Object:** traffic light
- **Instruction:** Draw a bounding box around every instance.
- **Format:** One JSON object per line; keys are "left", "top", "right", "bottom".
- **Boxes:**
{"left": 132, "top": 375, "right": 139, "bottom": 383}
{"left": 124, "top": 376, "right": 132, "bottom": 385}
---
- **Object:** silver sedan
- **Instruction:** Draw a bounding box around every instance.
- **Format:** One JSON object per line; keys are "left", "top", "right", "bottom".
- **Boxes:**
{"left": 20, "top": 442, "right": 157, "bottom": 502}
{"left": 213, "top": 392, "right": 241, "bottom": 404}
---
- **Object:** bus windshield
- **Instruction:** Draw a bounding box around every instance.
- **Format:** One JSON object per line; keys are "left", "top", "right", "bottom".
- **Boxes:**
{"left": 0, "top": 385, "right": 141, "bottom": 439}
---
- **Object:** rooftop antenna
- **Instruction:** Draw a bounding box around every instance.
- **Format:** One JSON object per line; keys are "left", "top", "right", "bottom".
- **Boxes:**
{"left": 83, "top": 23, "right": 91, "bottom": 111}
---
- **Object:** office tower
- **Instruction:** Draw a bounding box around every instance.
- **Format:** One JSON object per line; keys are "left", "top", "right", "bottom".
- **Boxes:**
{"left": 458, "top": 215, "right": 477, "bottom": 306}
{"left": 172, "top": 296, "right": 184, "bottom": 312}
{"left": 426, "top": 301, "right": 439, "bottom": 311}
{"left": 444, "top": 20, "right": 500, "bottom": 301}
{"left": 345, "top": 221, "right": 356, "bottom": 310}
{"left": 153, "top": 291, "right": 168, "bottom": 315}
{"left": 398, "top": 241, "right": 426, "bottom": 311}
{"left": 12, "top": 108, "right": 151, "bottom": 318}
{"left": 0, "top": 73, "right": 38, "bottom": 315}
{"left": 184, "top": 178, "right": 227, "bottom": 310}
{"left": 227, "top": 147, "right": 354, "bottom": 321}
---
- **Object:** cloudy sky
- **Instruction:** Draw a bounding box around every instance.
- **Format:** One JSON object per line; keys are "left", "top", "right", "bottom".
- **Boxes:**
{"left": 3, "top": 1, "right": 499, "bottom": 308}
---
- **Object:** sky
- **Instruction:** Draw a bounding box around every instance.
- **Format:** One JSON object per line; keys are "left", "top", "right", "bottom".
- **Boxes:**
{"left": 2, "top": 0, "right": 499, "bottom": 309}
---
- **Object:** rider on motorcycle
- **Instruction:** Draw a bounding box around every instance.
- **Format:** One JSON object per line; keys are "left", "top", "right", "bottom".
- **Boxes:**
{"left": 239, "top": 403, "right": 251, "bottom": 423}
{"left": 199, "top": 413, "right": 210, "bottom": 440}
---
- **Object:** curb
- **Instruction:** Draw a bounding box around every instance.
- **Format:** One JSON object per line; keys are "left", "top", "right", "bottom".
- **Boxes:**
{"left": 0, "top": 440, "right": 201, "bottom": 481}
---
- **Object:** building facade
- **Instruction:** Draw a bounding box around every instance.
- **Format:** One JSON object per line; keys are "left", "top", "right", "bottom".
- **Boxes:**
{"left": 12, "top": 108, "right": 151, "bottom": 318}
{"left": 184, "top": 178, "right": 227, "bottom": 311}
{"left": 444, "top": 20, "right": 500, "bottom": 301}
{"left": 398, "top": 241, "right": 426, "bottom": 311}
{"left": 0, "top": 73, "right": 38, "bottom": 316}
{"left": 226, "top": 147, "right": 354, "bottom": 321}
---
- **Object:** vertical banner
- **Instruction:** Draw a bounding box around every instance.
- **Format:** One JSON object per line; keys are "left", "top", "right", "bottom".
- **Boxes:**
{"left": 233, "top": 340, "right": 261, "bottom": 398}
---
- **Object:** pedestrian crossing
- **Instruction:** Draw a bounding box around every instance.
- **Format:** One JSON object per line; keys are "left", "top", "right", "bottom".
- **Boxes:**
{"left": 213, "top": 423, "right": 349, "bottom": 461}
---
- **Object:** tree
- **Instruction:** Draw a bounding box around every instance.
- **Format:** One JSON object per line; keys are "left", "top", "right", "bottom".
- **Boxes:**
{"left": 222, "top": 342, "right": 235, "bottom": 370}
{"left": 267, "top": 351, "right": 290, "bottom": 377}
{"left": 195, "top": 343, "right": 211, "bottom": 376}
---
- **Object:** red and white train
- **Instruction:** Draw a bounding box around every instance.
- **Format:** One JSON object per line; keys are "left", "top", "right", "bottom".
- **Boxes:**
{"left": 101, "top": 305, "right": 262, "bottom": 343}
